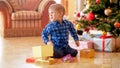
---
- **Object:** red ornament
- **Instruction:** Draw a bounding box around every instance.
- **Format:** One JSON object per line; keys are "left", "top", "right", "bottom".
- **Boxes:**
{"left": 86, "top": 12, "right": 95, "bottom": 21}
{"left": 76, "top": 12, "right": 80, "bottom": 18}
{"left": 84, "top": 28, "right": 90, "bottom": 32}
{"left": 114, "top": 22, "right": 120, "bottom": 28}
{"left": 96, "top": 0, "right": 101, "bottom": 4}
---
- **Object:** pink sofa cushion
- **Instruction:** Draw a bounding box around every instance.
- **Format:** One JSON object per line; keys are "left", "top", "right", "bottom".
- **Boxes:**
{"left": 23, "top": 0, "right": 42, "bottom": 10}
{"left": 12, "top": 11, "right": 41, "bottom": 20}
{"left": 8, "top": 0, "right": 22, "bottom": 11}
{"left": 8, "top": 0, "right": 42, "bottom": 12}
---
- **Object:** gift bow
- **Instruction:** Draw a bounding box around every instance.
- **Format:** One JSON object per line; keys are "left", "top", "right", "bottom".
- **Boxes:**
{"left": 99, "top": 35, "right": 113, "bottom": 39}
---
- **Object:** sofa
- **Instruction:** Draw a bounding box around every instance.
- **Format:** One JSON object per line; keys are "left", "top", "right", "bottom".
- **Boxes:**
{"left": 0, "top": 0, "right": 56, "bottom": 37}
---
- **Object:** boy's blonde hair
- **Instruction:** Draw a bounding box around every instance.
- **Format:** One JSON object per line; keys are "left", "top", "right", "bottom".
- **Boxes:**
{"left": 49, "top": 4, "right": 65, "bottom": 16}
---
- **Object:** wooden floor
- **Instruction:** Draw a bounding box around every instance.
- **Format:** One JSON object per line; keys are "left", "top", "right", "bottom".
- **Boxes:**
{"left": 0, "top": 37, "right": 120, "bottom": 68}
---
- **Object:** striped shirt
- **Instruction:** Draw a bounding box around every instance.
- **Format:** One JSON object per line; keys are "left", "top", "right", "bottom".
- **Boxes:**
{"left": 42, "top": 20, "right": 79, "bottom": 49}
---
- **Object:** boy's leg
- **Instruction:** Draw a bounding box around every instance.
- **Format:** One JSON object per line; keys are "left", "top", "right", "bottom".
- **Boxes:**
{"left": 65, "top": 46, "right": 78, "bottom": 57}
{"left": 53, "top": 47, "right": 64, "bottom": 58}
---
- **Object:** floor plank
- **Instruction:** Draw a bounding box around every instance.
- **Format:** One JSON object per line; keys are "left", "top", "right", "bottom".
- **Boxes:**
{"left": 0, "top": 37, "right": 120, "bottom": 68}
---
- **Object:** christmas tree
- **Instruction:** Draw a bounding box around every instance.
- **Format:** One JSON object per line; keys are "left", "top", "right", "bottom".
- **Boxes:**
{"left": 74, "top": 0, "right": 120, "bottom": 38}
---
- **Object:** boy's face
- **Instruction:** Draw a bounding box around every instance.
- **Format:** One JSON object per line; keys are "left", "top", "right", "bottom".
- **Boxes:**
{"left": 48, "top": 9, "right": 63, "bottom": 22}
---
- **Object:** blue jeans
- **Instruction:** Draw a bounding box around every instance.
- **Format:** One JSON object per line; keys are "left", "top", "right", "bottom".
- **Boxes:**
{"left": 53, "top": 46, "right": 78, "bottom": 58}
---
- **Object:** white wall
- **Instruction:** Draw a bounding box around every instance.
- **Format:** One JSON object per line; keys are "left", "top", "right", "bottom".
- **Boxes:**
{"left": 54, "top": 0, "right": 61, "bottom": 3}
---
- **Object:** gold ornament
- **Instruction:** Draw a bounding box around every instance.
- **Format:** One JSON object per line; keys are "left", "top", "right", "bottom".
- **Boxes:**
{"left": 75, "top": 23, "right": 81, "bottom": 30}
{"left": 104, "top": 8, "right": 112, "bottom": 16}
{"left": 110, "top": 0, "right": 113, "bottom": 3}
{"left": 86, "top": 0, "right": 91, "bottom": 5}
{"left": 102, "top": 31, "right": 107, "bottom": 35}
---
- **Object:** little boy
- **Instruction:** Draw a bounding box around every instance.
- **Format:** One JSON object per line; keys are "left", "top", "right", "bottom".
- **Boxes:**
{"left": 42, "top": 4, "right": 80, "bottom": 58}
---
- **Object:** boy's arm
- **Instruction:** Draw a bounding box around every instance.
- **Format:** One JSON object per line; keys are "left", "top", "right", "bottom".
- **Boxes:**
{"left": 42, "top": 31, "right": 53, "bottom": 46}
{"left": 69, "top": 21, "right": 79, "bottom": 40}
{"left": 42, "top": 29, "right": 49, "bottom": 44}
{"left": 68, "top": 21, "right": 80, "bottom": 46}
{"left": 42, "top": 25, "right": 51, "bottom": 45}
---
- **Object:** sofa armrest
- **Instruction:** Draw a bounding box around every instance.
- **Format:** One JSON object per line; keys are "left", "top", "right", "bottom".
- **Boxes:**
{"left": 0, "top": 0, "right": 13, "bottom": 29}
{"left": 37, "top": 0, "right": 56, "bottom": 14}
{"left": 0, "top": 0, "right": 13, "bottom": 13}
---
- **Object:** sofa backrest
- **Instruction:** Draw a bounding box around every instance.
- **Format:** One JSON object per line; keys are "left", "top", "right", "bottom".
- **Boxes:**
{"left": 8, "top": 0, "right": 42, "bottom": 12}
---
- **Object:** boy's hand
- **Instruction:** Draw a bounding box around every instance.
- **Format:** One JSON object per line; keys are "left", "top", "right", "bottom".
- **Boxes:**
{"left": 75, "top": 41, "right": 80, "bottom": 47}
{"left": 47, "top": 41, "right": 54, "bottom": 46}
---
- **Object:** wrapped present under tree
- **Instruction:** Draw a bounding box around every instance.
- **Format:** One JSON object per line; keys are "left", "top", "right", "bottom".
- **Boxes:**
{"left": 74, "top": 0, "right": 120, "bottom": 38}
